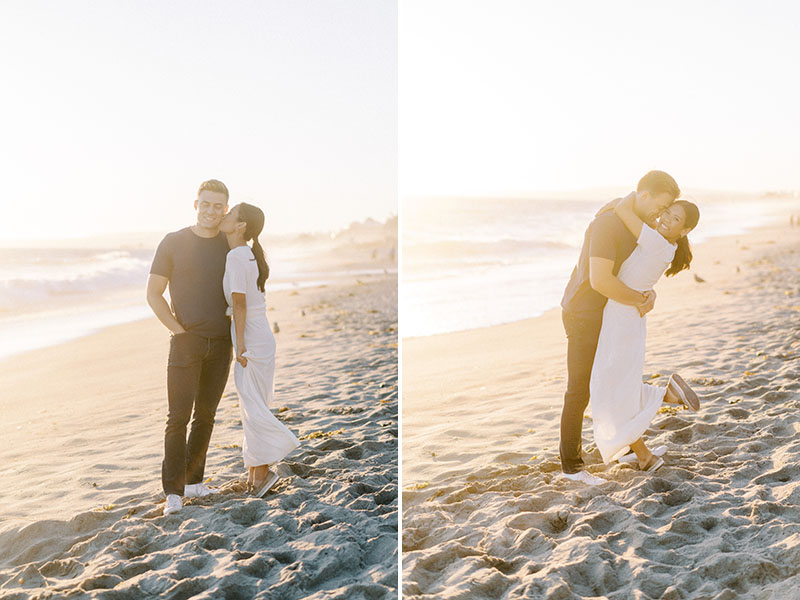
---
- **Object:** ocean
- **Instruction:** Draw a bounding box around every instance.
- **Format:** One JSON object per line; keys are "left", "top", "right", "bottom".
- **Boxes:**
{"left": 0, "top": 219, "right": 397, "bottom": 360}
{"left": 401, "top": 192, "right": 798, "bottom": 338}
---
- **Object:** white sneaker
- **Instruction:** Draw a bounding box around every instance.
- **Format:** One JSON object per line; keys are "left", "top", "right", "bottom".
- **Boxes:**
{"left": 560, "top": 470, "right": 607, "bottom": 486}
{"left": 164, "top": 494, "right": 182, "bottom": 516}
{"left": 184, "top": 483, "right": 215, "bottom": 498}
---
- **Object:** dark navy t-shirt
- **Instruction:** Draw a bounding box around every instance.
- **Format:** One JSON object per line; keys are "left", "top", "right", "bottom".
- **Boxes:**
{"left": 150, "top": 227, "right": 231, "bottom": 339}
{"left": 560, "top": 212, "right": 637, "bottom": 318}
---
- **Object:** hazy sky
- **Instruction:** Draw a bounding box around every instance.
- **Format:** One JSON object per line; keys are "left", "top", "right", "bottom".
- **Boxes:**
{"left": 400, "top": 1, "right": 800, "bottom": 198}
{"left": 0, "top": 0, "right": 396, "bottom": 242}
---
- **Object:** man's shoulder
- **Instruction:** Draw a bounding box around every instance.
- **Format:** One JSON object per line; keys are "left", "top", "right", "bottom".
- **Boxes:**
{"left": 161, "top": 227, "right": 192, "bottom": 241}
{"left": 588, "top": 212, "right": 628, "bottom": 237}
{"left": 590, "top": 211, "right": 624, "bottom": 227}
{"left": 156, "top": 227, "right": 192, "bottom": 248}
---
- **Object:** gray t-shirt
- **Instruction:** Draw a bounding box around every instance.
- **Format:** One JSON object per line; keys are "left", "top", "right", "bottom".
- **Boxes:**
{"left": 560, "top": 212, "right": 637, "bottom": 318}
{"left": 150, "top": 227, "right": 231, "bottom": 339}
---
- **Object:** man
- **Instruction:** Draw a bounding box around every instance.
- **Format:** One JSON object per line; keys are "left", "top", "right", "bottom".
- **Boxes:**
{"left": 558, "top": 170, "right": 680, "bottom": 485}
{"left": 147, "top": 179, "right": 232, "bottom": 515}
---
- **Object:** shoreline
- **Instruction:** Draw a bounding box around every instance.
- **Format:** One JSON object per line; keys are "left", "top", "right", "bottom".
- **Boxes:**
{"left": 402, "top": 218, "right": 800, "bottom": 597}
{"left": 402, "top": 204, "right": 798, "bottom": 341}
{"left": 0, "top": 268, "right": 398, "bottom": 363}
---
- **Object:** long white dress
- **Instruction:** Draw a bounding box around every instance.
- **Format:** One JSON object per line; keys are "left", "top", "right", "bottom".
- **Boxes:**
{"left": 223, "top": 245, "right": 300, "bottom": 468}
{"left": 590, "top": 225, "right": 676, "bottom": 463}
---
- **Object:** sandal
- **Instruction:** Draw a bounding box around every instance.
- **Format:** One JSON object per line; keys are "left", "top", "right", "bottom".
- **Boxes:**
{"left": 619, "top": 445, "right": 666, "bottom": 464}
{"left": 642, "top": 455, "right": 664, "bottom": 472}
{"left": 668, "top": 374, "right": 700, "bottom": 412}
{"left": 253, "top": 471, "right": 280, "bottom": 497}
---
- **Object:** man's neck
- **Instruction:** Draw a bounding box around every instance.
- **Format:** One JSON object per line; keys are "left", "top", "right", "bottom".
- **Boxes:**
{"left": 190, "top": 224, "right": 219, "bottom": 238}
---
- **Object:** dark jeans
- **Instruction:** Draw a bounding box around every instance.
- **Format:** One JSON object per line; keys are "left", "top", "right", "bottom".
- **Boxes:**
{"left": 162, "top": 332, "right": 232, "bottom": 496}
{"left": 560, "top": 310, "right": 603, "bottom": 474}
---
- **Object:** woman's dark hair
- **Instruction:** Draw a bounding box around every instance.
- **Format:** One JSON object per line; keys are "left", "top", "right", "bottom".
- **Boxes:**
{"left": 236, "top": 202, "right": 270, "bottom": 292}
{"left": 665, "top": 200, "right": 700, "bottom": 277}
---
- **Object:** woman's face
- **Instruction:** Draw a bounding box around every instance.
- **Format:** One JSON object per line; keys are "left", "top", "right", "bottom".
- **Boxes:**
{"left": 219, "top": 205, "right": 241, "bottom": 234}
{"left": 656, "top": 204, "right": 689, "bottom": 240}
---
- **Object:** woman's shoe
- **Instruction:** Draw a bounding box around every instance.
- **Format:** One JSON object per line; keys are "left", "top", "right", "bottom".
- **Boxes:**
{"left": 619, "top": 444, "right": 666, "bottom": 464}
{"left": 253, "top": 471, "right": 280, "bottom": 497}
{"left": 668, "top": 374, "right": 700, "bottom": 412}
{"left": 641, "top": 455, "right": 664, "bottom": 473}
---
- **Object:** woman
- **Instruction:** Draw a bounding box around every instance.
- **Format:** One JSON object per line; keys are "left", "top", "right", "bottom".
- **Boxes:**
{"left": 219, "top": 203, "right": 300, "bottom": 496}
{"left": 590, "top": 194, "right": 700, "bottom": 472}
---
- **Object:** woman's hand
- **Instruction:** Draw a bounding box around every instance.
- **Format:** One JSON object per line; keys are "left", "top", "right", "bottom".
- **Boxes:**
{"left": 236, "top": 344, "right": 248, "bottom": 367}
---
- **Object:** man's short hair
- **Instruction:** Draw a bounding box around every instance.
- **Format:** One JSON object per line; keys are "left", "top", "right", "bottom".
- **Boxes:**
{"left": 637, "top": 171, "right": 680, "bottom": 200}
{"left": 197, "top": 179, "right": 229, "bottom": 202}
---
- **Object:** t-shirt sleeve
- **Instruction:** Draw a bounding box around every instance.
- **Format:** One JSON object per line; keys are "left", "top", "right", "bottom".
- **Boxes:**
{"left": 588, "top": 217, "right": 619, "bottom": 261}
{"left": 150, "top": 235, "right": 173, "bottom": 278}
{"left": 225, "top": 251, "right": 248, "bottom": 295}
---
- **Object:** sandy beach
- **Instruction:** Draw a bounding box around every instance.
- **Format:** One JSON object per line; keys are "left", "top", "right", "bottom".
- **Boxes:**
{"left": 0, "top": 275, "right": 397, "bottom": 599}
{"left": 402, "top": 217, "right": 800, "bottom": 599}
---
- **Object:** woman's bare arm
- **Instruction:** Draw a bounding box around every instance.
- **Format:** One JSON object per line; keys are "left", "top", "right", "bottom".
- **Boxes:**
{"left": 232, "top": 292, "right": 248, "bottom": 366}
{"left": 613, "top": 193, "right": 644, "bottom": 239}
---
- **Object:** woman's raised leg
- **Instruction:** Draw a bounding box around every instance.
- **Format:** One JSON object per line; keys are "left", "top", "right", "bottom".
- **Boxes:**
{"left": 630, "top": 438, "right": 663, "bottom": 471}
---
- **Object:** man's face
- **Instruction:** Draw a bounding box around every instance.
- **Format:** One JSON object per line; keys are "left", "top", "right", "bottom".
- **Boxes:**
{"left": 636, "top": 191, "right": 674, "bottom": 228}
{"left": 194, "top": 190, "right": 228, "bottom": 230}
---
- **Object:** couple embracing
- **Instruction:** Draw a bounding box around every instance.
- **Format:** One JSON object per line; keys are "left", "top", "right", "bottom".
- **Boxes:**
{"left": 559, "top": 170, "right": 701, "bottom": 485}
{"left": 146, "top": 179, "right": 300, "bottom": 516}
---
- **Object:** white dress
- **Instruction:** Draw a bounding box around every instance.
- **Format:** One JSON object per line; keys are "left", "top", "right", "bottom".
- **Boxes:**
{"left": 223, "top": 245, "right": 300, "bottom": 468}
{"left": 590, "top": 225, "right": 676, "bottom": 463}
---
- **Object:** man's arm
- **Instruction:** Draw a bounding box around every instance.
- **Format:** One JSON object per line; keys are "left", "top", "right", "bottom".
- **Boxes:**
{"left": 146, "top": 274, "right": 186, "bottom": 334}
{"left": 589, "top": 257, "right": 655, "bottom": 315}
{"left": 594, "top": 191, "right": 637, "bottom": 219}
